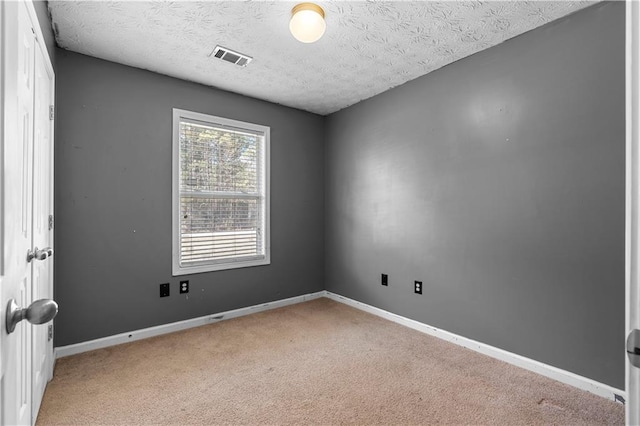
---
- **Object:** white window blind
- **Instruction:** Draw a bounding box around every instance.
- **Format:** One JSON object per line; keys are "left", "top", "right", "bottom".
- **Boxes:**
{"left": 172, "top": 109, "right": 270, "bottom": 274}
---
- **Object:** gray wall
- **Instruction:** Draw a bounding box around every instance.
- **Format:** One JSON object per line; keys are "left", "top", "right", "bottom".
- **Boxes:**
{"left": 54, "top": 50, "right": 325, "bottom": 346}
{"left": 325, "top": 2, "right": 625, "bottom": 389}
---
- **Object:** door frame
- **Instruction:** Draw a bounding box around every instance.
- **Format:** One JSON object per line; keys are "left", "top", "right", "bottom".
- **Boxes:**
{"left": 32, "top": 0, "right": 56, "bottom": 383}
{"left": 23, "top": 0, "right": 56, "bottom": 421}
{"left": 30, "top": 7, "right": 55, "bottom": 421}
{"left": 626, "top": 0, "right": 639, "bottom": 424}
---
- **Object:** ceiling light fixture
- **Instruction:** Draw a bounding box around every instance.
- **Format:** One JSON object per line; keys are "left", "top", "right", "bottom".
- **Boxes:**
{"left": 289, "top": 3, "right": 326, "bottom": 43}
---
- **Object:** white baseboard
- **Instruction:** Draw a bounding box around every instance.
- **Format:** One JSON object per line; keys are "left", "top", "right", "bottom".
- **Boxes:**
{"left": 55, "top": 291, "right": 326, "bottom": 358}
{"left": 324, "top": 291, "right": 626, "bottom": 404}
{"left": 55, "top": 289, "right": 626, "bottom": 405}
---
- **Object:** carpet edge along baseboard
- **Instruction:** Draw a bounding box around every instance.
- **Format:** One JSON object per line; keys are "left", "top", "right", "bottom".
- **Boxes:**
{"left": 55, "top": 292, "right": 326, "bottom": 358}
{"left": 54, "top": 290, "right": 625, "bottom": 405}
{"left": 322, "top": 292, "right": 625, "bottom": 405}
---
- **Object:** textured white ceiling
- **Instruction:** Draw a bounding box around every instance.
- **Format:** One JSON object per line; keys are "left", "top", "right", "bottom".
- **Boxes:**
{"left": 48, "top": 1, "right": 596, "bottom": 115}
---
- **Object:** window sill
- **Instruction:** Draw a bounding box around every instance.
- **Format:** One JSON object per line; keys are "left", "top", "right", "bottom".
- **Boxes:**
{"left": 172, "top": 256, "right": 270, "bottom": 276}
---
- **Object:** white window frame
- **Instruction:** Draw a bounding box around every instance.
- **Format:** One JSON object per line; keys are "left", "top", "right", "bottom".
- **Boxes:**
{"left": 172, "top": 108, "right": 270, "bottom": 275}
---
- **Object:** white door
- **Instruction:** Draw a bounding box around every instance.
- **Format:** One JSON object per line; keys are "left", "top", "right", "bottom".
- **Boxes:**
{"left": 1, "top": 1, "right": 35, "bottom": 424}
{"left": 0, "top": 1, "right": 56, "bottom": 425}
{"left": 628, "top": 1, "right": 640, "bottom": 425}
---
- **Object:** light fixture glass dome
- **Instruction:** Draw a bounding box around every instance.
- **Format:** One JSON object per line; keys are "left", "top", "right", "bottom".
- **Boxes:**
{"left": 290, "top": 3, "right": 326, "bottom": 43}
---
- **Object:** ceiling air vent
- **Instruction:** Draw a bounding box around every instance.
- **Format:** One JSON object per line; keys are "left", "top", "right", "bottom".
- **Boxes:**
{"left": 210, "top": 46, "right": 252, "bottom": 67}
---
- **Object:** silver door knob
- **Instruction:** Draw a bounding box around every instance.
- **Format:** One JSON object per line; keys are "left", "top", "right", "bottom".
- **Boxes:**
{"left": 627, "top": 329, "right": 640, "bottom": 368}
{"left": 6, "top": 298, "right": 58, "bottom": 334}
{"left": 26, "top": 247, "right": 52, "bottom": 262}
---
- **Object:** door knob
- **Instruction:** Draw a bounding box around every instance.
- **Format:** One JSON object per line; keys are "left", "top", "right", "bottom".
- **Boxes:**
{"left": 6, "top": 298, "right": 58, "bottom": 334}
{"left": 26, "top": 247, "right": 52, "bottom": 262}
{"left": 627, "top": 329, "right": 640, "bottom": 368}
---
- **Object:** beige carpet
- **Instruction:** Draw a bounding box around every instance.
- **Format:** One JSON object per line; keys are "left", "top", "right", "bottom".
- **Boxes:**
{"left": 37, "top": 298, "right": 624, "bottom": 425}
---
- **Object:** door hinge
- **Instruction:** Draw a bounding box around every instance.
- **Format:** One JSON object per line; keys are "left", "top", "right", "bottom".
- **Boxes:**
{"left": 48, "top": 324, "right": 53, "bottom": 342}
{"left": 48, "top": 214, "right": 54, "bottom": 230}
{"left": 49, "top": 105, "right": 54, "bottom": 120}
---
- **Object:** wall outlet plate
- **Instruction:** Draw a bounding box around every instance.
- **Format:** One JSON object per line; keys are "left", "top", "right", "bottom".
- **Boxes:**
{"left": 414, "top": 280, "right": 422, "bottom": 294}
{"left": 180, "top": 280, "right": 189, "bottom": 294}
{"left": 160, "top": 283, "right": 170, "bottom": 297}
{"left": 381, "top": 274, "right": 388, "bottom": 286}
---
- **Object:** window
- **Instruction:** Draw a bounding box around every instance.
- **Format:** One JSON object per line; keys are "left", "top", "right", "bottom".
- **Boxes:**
{"left": 172, "top": 109, "right": 270, "bottom": 275}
